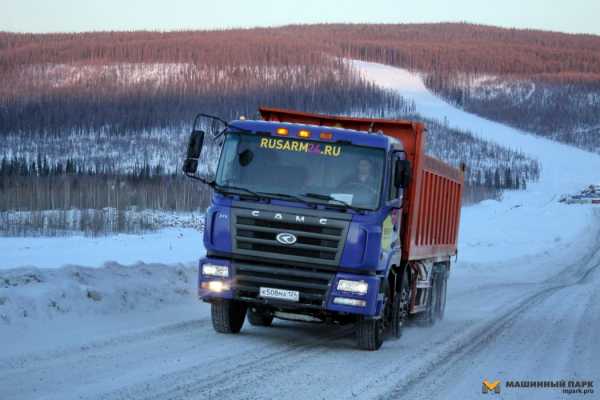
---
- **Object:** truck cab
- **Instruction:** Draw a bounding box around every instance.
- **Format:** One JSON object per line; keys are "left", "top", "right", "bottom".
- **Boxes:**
{"left": 184, "top": 108, "right": 463, "bottom": 350}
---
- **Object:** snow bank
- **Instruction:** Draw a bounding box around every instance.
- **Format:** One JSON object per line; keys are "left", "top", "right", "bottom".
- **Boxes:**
{"left": 0, "top": 262, "right": 197, "bottom": 327}
{"left": 0, "top": 228, "right": 204, "bottom": 270}
{"left": 350, "top": 60, "right": 600, "bottom": 263}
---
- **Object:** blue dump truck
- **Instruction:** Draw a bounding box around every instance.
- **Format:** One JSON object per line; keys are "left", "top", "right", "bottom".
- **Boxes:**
{"left": 183, "top": 108, "right": 464, "bottom": 350}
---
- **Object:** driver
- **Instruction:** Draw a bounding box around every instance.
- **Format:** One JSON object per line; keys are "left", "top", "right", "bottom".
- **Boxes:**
{"left": 343, "top": 158, "right": 374, "bottom": 187}
{"left": 341, "top": 158, "right": 377, "bottom": 206}
{"left": 356, "top": 159, "right": 372, "bottom": 185}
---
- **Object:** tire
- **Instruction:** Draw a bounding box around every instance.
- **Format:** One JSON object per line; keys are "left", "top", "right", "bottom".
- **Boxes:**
{"left": 211, "top": 299, "right": 247, "bottom": 334}
{"left": 247, "top": 308, "right": 274, "bottom": 327}
{"left": 418, "top": 270, "right": 440, "bottom": 327}
{"left": 356, "top": 318, "right": 384, "bottom": 351}
{"left": 391, "top": 267, "right": 410, "bottom": 338}
{"left": 435, "top": 269, "right": 448, "bottom": 321}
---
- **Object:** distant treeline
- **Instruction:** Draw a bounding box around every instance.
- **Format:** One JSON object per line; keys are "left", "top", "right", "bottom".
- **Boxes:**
{"left": 0, "top": 59, "right": 411, "bottom": 137}
{"left": 2, "top": 23, "right": 599, "bottom": 79}
{"left": 0, "top": 209, "right": 158, "bottom": 237}
{"left": 0, "top": 157, "right": 208, "bottom": 212}
{"left": 2, "top": 23, "right": 599, "bottom": 138}
{"left": 0, "top": 209, "right": 204, "bottom": 237}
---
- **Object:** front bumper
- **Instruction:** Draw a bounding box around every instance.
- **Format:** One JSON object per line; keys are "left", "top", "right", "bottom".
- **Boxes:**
{"left": 198, "top": 257, "right": 383, "bottom": 317}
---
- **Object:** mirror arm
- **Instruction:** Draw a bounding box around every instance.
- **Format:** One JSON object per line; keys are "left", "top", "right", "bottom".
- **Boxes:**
{"left": 184, "top": 171, "right": 215, "bottom": 187}
{"left": 192, "top": 113, "right": 229, "bottom": 132}
{"left": 191, "top": 113, "right": 252, "bottom": 138}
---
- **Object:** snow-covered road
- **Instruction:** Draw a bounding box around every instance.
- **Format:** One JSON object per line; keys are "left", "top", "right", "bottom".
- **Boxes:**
{"left": 2, "top": 61, "right": 600, "bottom": 399}
{"left": 2, "top": 219, "right": 598, "bottom": 400}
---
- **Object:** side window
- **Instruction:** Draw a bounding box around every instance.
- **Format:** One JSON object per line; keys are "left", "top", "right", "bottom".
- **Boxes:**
{"left": 388, "top": 152, "right": 401, "bottom": 201}
{"left": 215, "top": 134, "right": 240, "bottom": 184}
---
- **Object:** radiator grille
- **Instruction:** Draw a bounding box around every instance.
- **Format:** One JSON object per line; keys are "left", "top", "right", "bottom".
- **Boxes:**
{"left": 232, "top": 208, "right": 348, "bottom": 266}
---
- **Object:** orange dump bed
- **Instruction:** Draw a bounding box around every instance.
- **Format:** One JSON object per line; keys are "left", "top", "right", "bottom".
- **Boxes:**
{"left": 259, "top": 107, "right": 464, "bottom": 261}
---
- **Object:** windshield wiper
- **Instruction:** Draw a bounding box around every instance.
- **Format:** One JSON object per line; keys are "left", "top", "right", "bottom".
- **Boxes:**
{"left": 213, "top": 183, "right": 262, "bottom": 199}
{"left": 255, "top": 191, "right": 317, "bottom": 207}
{"left": 213, "top": 186, "right": 363, "bottom": 212}
{"left": 299, "top": 192, "right": 363, "bottom": 212}
{"left": 213, "top": 186, "right": 312, "bottom": 206}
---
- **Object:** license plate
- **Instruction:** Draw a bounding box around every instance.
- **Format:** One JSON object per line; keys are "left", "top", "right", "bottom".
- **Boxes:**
{"left": 259, "top": 287, "right": 299, "bottom": 302}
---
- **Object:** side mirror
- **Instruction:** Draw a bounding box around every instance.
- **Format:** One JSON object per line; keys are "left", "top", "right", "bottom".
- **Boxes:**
{"left": 394, "top": 159, "right": 412, "bottom": 188}
{"left": 238, "top": 149, "right": 254, "bottom": 167}
{"left": 182, "top": 130, "right": 205, "bottom": 174}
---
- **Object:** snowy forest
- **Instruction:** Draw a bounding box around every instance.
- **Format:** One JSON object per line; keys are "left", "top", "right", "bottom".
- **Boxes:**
{"left": 425, "top": 75, "right": 600, "bottom": 153}
{"left": 7, "top": 23, "right": 596, "bottom": 235}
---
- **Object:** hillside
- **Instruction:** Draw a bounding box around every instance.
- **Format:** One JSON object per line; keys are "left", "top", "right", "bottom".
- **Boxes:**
{"left": 3, "top": 23, "right": 599, "bottom": 79}
{"left": 427, "top": 74, "right": 600, "bottom": 152}
{"left": 2, "top": 23, "right": 599, "bottom": 135}
{"left": 5, "top": 23, "right": 599, "bottom": 233}
{"left": 6, "top": 24, "right": 582, "bottom": 133}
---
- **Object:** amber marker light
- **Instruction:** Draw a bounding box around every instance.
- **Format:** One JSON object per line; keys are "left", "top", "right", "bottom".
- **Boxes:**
{"left": 298, "top": 129, "right": 311, "bottom": 138}
{"left": 276, "top": 127, "right": 289, "bottom": 136}
{"left": 320, "top": 132, "right": 333, "bottom": 140}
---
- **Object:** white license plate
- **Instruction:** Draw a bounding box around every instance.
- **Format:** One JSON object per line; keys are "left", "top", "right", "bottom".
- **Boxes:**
{"left": 259, "top": 287, "right": 300, "bottom": 302}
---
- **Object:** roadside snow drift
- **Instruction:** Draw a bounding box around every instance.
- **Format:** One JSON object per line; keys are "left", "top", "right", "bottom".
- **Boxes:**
{"left": 0, "top": 228, "right": 203, "bottom": 270}
{"left": 0, "top": 262, "right": 196, "bottom": 326}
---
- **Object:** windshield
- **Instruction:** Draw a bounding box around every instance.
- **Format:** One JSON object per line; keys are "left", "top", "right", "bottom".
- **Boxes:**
{"left": 215, "top": 131, "right": 385, "bottom": 210}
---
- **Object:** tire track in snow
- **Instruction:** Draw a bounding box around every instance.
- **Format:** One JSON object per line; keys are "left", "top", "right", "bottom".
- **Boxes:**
{"left": 373, "top": 236, "right": 600, "bottom": 399}
{"left": 98, "top": 325, "right": 355, "bottom": 400}
{"left": 0, "top": 318, "right": 211, "bottom": 371}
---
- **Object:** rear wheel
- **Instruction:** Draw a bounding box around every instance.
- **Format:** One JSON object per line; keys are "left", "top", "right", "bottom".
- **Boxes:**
{"left": 211, "top": 299, "right": 247, "bottom": 334}
{"left": 416, "top": 269, "right": 441, "bottom": 327}
{"left": 420, "top": 265, "right": 448, "bottom": 326}
{"left": 247, "top": 307, "right": 274, "bottom": 327}
{"left": 391, "top": 267, "right": 410, "bottom": 338}
{"left": 435, "top": 269, "right": 448, "bottom": 320}
{"left": 426, "top": 273, "right": 440, "bottom": 326}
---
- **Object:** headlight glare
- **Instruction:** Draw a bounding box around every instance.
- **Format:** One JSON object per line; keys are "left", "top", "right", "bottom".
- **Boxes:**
{"left": 202, "top": 264, "right": 229, "bottom": 278}
{"left": 337, "top": 279, "right": 368, "bottom": 295}
{"left": 207, "top": 281, "right": 230, "bottom": 292}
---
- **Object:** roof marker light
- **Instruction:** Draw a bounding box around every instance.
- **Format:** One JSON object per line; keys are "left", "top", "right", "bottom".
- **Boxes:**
{"left": 298, "top": 129, "right": 311, "bottom": 138}
{"left": 320, "top": 132, "right": 333, "bottom": 140}
{"left": 276, "top": 127, "right": 289, "bottom": 136}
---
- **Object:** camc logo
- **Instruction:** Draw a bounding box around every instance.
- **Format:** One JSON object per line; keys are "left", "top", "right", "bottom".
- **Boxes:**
{"left": 482, "top": 380, "right": 501, "bottom": 394}
{"left": 276, "top": 232, "right": 297, "bottom": 245}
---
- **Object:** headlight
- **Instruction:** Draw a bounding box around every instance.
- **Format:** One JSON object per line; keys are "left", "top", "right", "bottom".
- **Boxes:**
{"left": 333, "top": 297, "right": 366, "bottom": 307}
{"left": 337, "top": 279, "right": 368, "bottom": 295}
{"left": 202, "top": 264, "right": 229, "bottom": 278}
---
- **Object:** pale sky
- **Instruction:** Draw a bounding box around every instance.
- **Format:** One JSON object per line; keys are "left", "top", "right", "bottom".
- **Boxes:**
{"left": 2, "top": 0, "right": 599, "bottom": 35}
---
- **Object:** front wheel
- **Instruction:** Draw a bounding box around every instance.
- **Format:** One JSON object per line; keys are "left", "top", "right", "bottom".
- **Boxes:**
{"left": 211, "top": 299, "right": 247, "bottom": 334}
{"left": 356, "top": 318, "right": 385, "bottom": 351}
